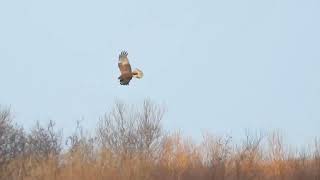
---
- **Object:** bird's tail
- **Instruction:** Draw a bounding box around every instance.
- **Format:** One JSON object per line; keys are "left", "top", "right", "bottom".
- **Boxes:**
{"left": 132, "top": 69, "right": 144, "bottom": 79}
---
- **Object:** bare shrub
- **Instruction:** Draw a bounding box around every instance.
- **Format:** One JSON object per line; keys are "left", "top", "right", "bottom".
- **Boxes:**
{"left": 0, "top": 107, "right": 26, "bottom": 163}
{"left": 96, "top": 99, "right": 165, "bottom": 180}
{"left": 62, "top": 120, "right": 98, "bottom": 180}
{"left": 0, "top": 107, "right": 27, "bottom": 179}
{"left": 313, "top": 138, "right": 320, "bottom": 180}
{"left": 136, "top": 100, "right": 164, "bottom": 159}
{"left": 201, "top": 132, "right": 232, "bottom": 180}
{"left": 97, "top": 101, "right": 138, "bottom": 156}
{"left": 26, "top": 120, "right": 62, "bottom": 160}
{"left": 65, "top": 120, "right": 96, "bottom": 158}
{"left": 97, "top": 99, "right": 164, "bottom": 158}
{"left": 157, "top": 132, "right": 202, "bottom": 180}
{"left": 267, "top": 130, "right": 287, "bottom": 180}
{"left": 233, "top": 130, "right": 265, "bottom": 180}
{"left": 1, "top": 101, "right": 320, "bottom": 180}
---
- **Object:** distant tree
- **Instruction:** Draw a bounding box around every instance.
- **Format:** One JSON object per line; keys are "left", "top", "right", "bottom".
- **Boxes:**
{"left": 97, "top": 99, "right": 165, "bottom": 159}
{"left": 0, "top": 107, "right": 26, "bottom": 179}
{"left": 26, "top": 120, "right": 62, "bottom": 160}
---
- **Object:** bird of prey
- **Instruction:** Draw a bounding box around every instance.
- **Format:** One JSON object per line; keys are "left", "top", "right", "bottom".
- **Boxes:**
{"left": 117, "top": 51, "right": 143, "bottom": 85}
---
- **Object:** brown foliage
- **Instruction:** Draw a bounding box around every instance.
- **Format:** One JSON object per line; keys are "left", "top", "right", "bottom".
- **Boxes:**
{"left": 0, "top": 102, "right": 319, "bottom": 180}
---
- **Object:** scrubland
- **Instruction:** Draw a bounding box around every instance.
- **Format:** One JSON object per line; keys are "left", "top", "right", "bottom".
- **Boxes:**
{"left": 1, "top": 100, "right": 319, "bottom": 180}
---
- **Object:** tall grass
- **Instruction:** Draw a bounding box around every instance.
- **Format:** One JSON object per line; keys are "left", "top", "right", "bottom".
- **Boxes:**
{"left": 0, "top": 101, "right": 319, "bottom": 180}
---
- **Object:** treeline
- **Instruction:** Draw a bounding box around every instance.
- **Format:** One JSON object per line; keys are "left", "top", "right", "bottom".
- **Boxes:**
{"left": 0, "top": 100, "right": 320, "bottom": 180}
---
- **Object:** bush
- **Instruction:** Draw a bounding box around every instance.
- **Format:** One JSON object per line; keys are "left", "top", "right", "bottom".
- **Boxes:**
{"left": 0, "top": 101, "right": 319, "bottom": 180}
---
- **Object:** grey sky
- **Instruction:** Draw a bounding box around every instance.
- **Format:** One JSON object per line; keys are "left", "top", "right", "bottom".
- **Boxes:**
{"left": 0, "top": 0, "right": 319, "bottom": 145}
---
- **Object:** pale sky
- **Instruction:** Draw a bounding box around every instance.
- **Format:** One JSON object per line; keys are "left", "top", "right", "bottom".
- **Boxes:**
{"left": 0, "top": 0, "right": 319, "bottom": 145}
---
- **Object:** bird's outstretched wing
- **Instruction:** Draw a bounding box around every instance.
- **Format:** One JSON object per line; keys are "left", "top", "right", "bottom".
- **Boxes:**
{"left": 118, "top": 51, "right": 132, "bottom": 74}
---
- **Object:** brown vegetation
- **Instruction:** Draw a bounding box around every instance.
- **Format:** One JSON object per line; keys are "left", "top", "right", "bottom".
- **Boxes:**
{"left": 0, "top": 101, "right": 319, "bottom": 180}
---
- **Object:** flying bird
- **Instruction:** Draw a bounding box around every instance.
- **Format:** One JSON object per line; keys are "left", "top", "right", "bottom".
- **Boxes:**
{"left": 117, "top": 51, "right": 143, "bottom": 85}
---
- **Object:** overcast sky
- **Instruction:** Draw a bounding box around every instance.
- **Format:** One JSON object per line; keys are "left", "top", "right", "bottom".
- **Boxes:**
{"left": 0, "top": 0, "right": 319, "bottom": 145}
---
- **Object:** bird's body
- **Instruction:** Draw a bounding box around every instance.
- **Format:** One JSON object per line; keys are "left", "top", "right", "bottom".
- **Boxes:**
{"left": 117, "top": 51, "right": 143, "bottom": 85}
{"left": 118, "top": 71, "right": 133, "bottom": 85}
